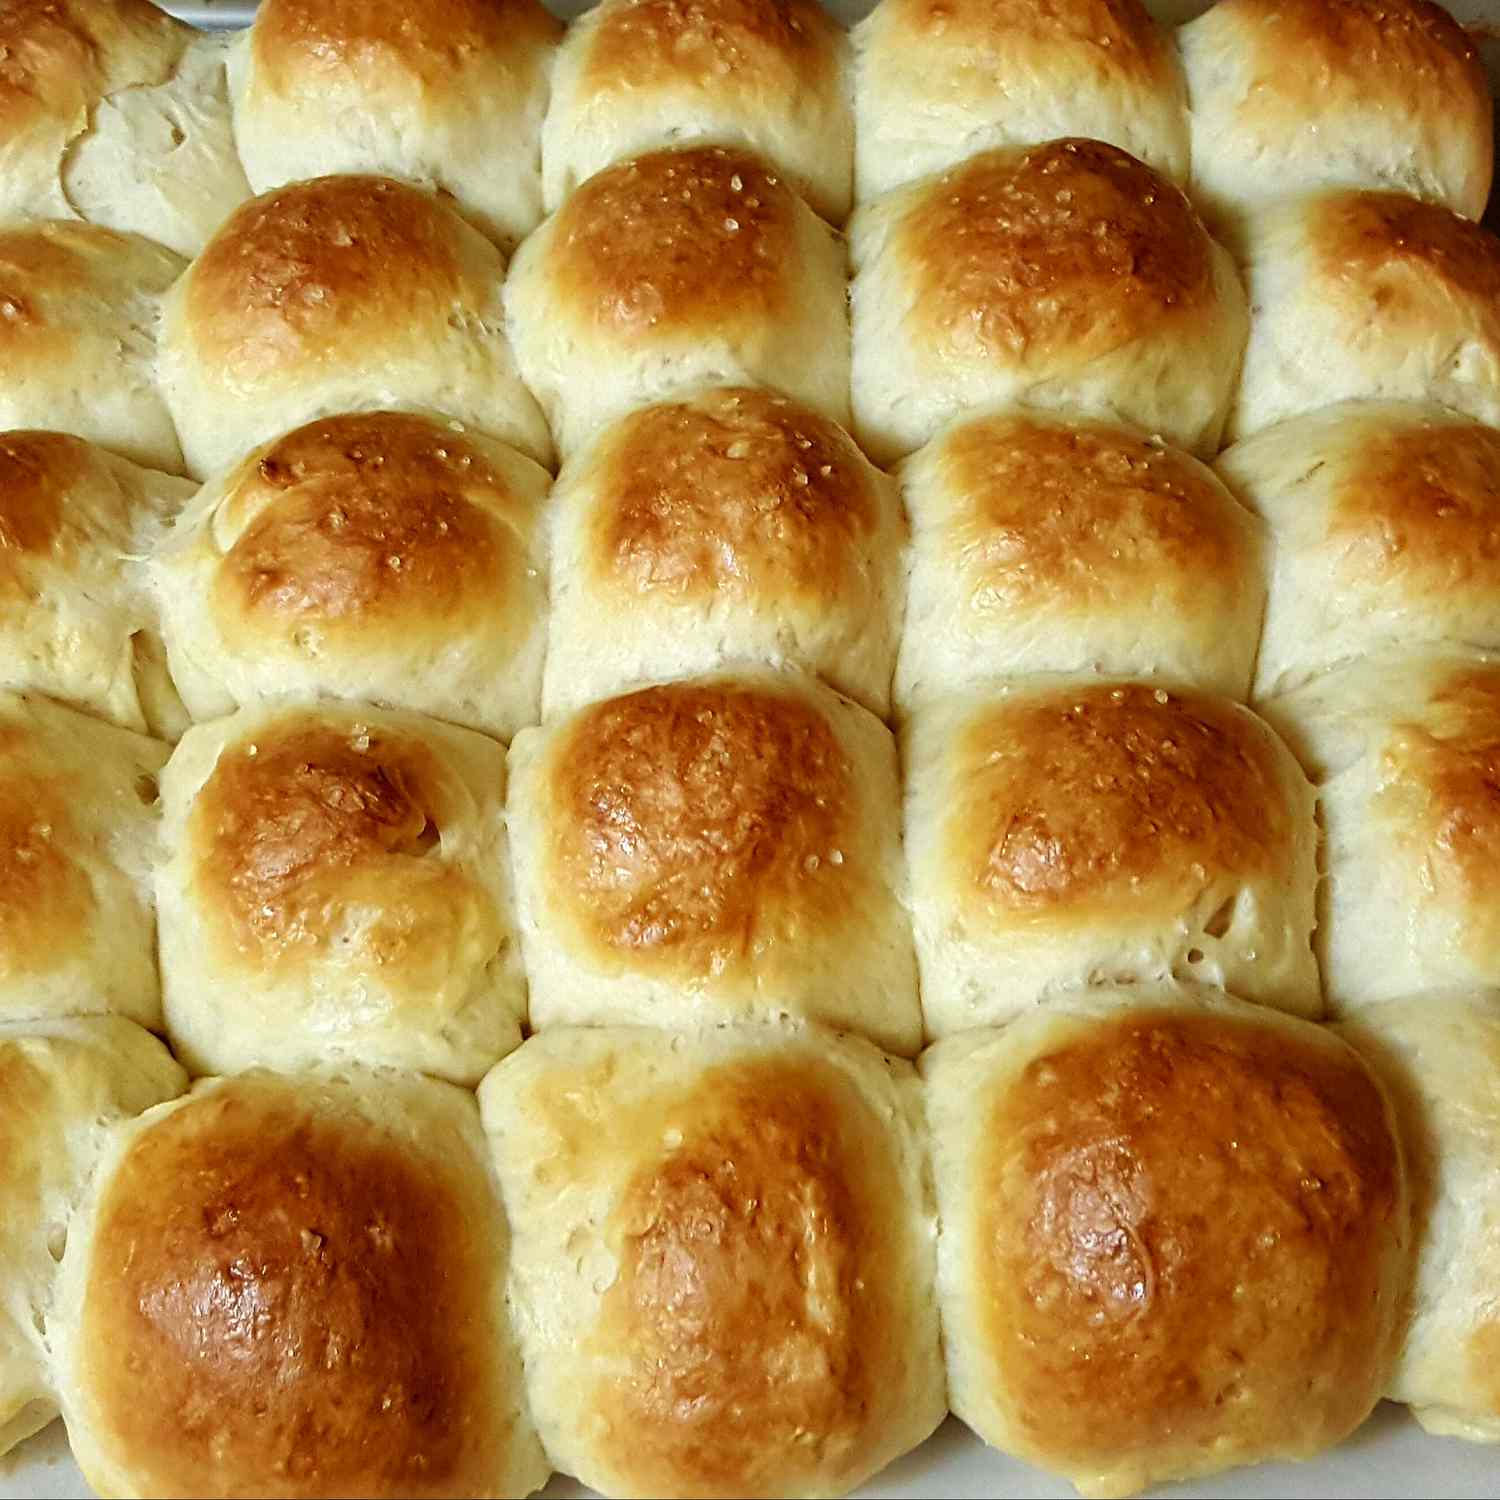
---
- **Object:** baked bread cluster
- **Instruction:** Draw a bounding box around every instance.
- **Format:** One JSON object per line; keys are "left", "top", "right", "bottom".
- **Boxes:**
{"left": 0, "top": 0, "right": 1496, "bottom": 1496}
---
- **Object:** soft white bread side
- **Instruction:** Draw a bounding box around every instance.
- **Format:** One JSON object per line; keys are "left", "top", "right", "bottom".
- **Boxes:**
{"left": 155, "top": 701, "right": 526, "bottom": 1085}
{"left": 229, "top": 0, "right": 562, "bottom": 252}
{"left": 0, "top": 694, "right": 167, "bottom": 1029}
{"left": 52, "top": 1066, "right": 549, "bottom": 1499}
{"left": 0, "top": 1017, "right": 183, "bottom": 1458}
{"left": 925, "top": 982, "right": 1408, "bottom": 1497}
{"left": 0, "top": 222, "right": 184, "bottom": 474}
{"left": 158, "top": 174, "right": 551, "bottom": 480}
{"left": 853, "top": 0, "right": 1188, "bottom": 201}
{"left": 849, "top": 139, "right": 1247, "bottom": 465}
{"left": 904, "top": 677, "right": 1321, "bottom": 1036}
{"left": 543, "top": 0, "right": 853, "bottom": 223}
{"left": 1180, "top": 0, "right": 1492, "bottom": 247}
{"left": 543, "top": 386, "right": 904, "bottom": 718}
{"left": 1229, "top": 188, "right": 1500, "bottom": 443}
{"left": 152, "top": 409, "right": 551, "bottom": 740}
{"left": 505, "top": 143, "right": 850, "bottom": 457}
{"left": 479, "top": 1022, "right": 945, "bottom": 1498}
{"left": 1218, "top": 401, "right": 1500, "bottom": 700}
{"left": 1338, "top": 991, "right": 1500, "bottom": 1442}
{"left": 507, "top": 671, "right": 921, "bottom": 1055}
{"left": 895, "top": 406, "right": 1265, "bottom": 712}
{"left": 1262, "top": 649, "right": 1500, "bottom": 1012}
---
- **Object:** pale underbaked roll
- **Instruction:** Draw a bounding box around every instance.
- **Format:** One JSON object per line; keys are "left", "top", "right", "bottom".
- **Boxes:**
{"left": 852, "top": 0, "right": 1187, "bottom": 201}
{"left": 507, "top": 672, "right": 920, "bottom": 1055}
{"left": 849, "top": 139, "right": 1246, "bottom": 465}
{"left": 905, "top": 678, "right": 1320, "bottom": 1034}
{"left": 925, "top": 981, "right": 1408, "bottom": 1498}
{"left": 479, "top": 1022, "right": 945, "bottom": 1498}
{"left": 0, "top": 1017, "right": 184, "bottom": 1458}
{"left": 543, "top": 0, "right": 852, "bottom": 223}
{"left": 544, "top": 386, "right": 903, "bottom": 719}
{"left": 158, "top": 174, "right": 551, "bottom": 481}
{"left": 0, "top": 222, "right": 184, "bottom": 474}
{"left": 1219, "top": 401, "right": 1500, "bottom": 700}
{"left": 895, "top": 408, "right": 1265, "bottom": 712}
{"left": 1338, "top": 990, "right": 1500, "bottom": 1441}
{"left": 1229, "top": 189, "right": 1500, "bottom": 443}
{"left": 0, "top": 431, "right": 193, "bottom": 736}
{"left": 1180, "top": 0, "right": 1491, "bottom": 247}
{"left": 53, "top": 1066, "right": 549, "bottom": 1499}
{"left": 0, "top": 0, "right": 249, "bottom": 257}
{"left": 505, "top": 144, "right": 850, "bottom": 457}
{"left": 152, "top": 410, "right": 550, "bottom": 740}
{"left": 1263, "top": 650, "right": 1500, "bottom": 1012}
{"left": 229, "top": 0, "right": 562, "bottom": 252}
{"left": 0, "top": 694, "right": 166, "bottom": 1029}
{"left": 155, "top": 701, "right": 525, "bottom": 1084}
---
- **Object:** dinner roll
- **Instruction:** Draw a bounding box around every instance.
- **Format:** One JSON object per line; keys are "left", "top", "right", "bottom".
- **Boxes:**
{"left": 0, "top": 1017, "right": 183, "bottom": 1458}
{"left": 895, "top": 408, "right": 1265, "bottom": 712}
{"left": 543, "top": 0, "right": 852, "bottom": 223}
{"left": 53, "top": 1067, "right": 548, "bottom": 1499}
{"left": 852, "top": 0, "right": 1187, "bottom": 201}
{"left": 158, "top": 174, "right": 551, "bottom": 481}
{"left": 479, "top": 1022, "right": 944, "bottom": 1498}
{"left": 155, "top": 701, "right": 525, "bottom": 1084}
{"left": 905, "top": 678, "right": 1320, "bottom": 1035}
{"left": 925, "top": 982, "right": 1408, "bottom": 1497}
{"left": 849, "top": 139, "right": 1246, "bottom": 465}
{"left": 507, "top": 672, "right": 920, "bottom": 1055}
{"left": 1180, "top": 0, "right": 1491, "bottom": 248}
{"left": 1263, "top": 650, "right": 1500, "bottom": 1012}
{"left": 229, "top": 0, "right": 561, "bottom": 251}
{"left": 0, "top": 0, "right": 249, "bottom": 256}
{"left": 0, "top": 222, "right": 183, "bottom": 474}
{"left": 1219, "top": 401, "right": 1500, "bottom": 700}
{"left": 1230, "top": 189, "right": 1500, "bottom": 443}
{"left": 152, "top": 410, "right": 550, "bottom": 740}
{"left": 1338, "top": 990, "right": 1500, "bottom": 1441}
{"left": 505, "top": 144, "right": 849, "bottom": 457}
{"left": 0, "top": 431, "right": 192, "bottom": 736}
{"left": 544, "top": 386, "right": 903, "bottom": 718}
{"left": 0, "top": 695, "right": 166, "bottom": 1029}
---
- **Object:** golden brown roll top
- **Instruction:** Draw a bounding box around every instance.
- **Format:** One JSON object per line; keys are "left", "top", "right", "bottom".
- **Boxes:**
{"left": 53, "top": 1067, "right": 548, "bottom": 1499}
{"left": 896, "top": 408, "right": 1265, "bottom": 711}
{"left": 545, "top": 386, "right": 904, "bottom": 717}
{"left": 1220, "top": 401, "right": 1500, "bottom": 699}
{"left": 0, "top": 222, "right": 184, "bottom": 474}
{"left": 853, "top": 0, "right": 1187, "bottom": 200}
{"left": 1181, "top": 0, "right": 1491, "bottom": 244}
{"left": 507, "top": 671, "right": 921, "bottom": 1055}
{"left": 1231, "top": 188, "right": 1500, "bottom": 443}
{"left": 231, "top": 0, "right": 562, "bottom": 251}
{"left": 158, "top": 173, "right": 551, "bottom": 480}
{"left": 479, "top": 1023, "right": 945, "bottom": 1499}
{"left": 1263, "top": 650, "right": 1500, "bottom": 1012}
{"left": 544, "top": 0, "right": 852, "bottom": 222}
{"left": 849, "top": 138, "right": 1246, "bottom": 464}
{"left": 0, "top": 1016, "right": 184, "bottom": 1458}
{"left": 925, "top": 983, "right": 1409, "bottom": 1497}
{"left": 155, "top": 701, "right": 525, "bottom": 1084}
{"left": 905, "top": 678, "right": 1320, "bottom": 1035}
{"left": 1338, "top": 990, "right": 1500, "bottom": 1442}
{"left": 0, "top": 430, "right": 193, "bottom": 735}
{"left": 504, "top": 143, "right": 850, "bottom": 456}
{"left": 153, "top": 409, "right": 550, "bottom": 740}
{"left": 0, "top": 694, "right": 166, "bottom": 1029}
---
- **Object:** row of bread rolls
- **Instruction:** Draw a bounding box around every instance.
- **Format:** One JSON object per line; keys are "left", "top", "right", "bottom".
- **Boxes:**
{"left": 25, "top": 986, "right": 1500, "bottom": 1497}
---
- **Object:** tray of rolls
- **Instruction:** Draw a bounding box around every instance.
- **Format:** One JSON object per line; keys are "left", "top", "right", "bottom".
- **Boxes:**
{"left": 2, "top": 0, "right": 1499, "bottom": 1497}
